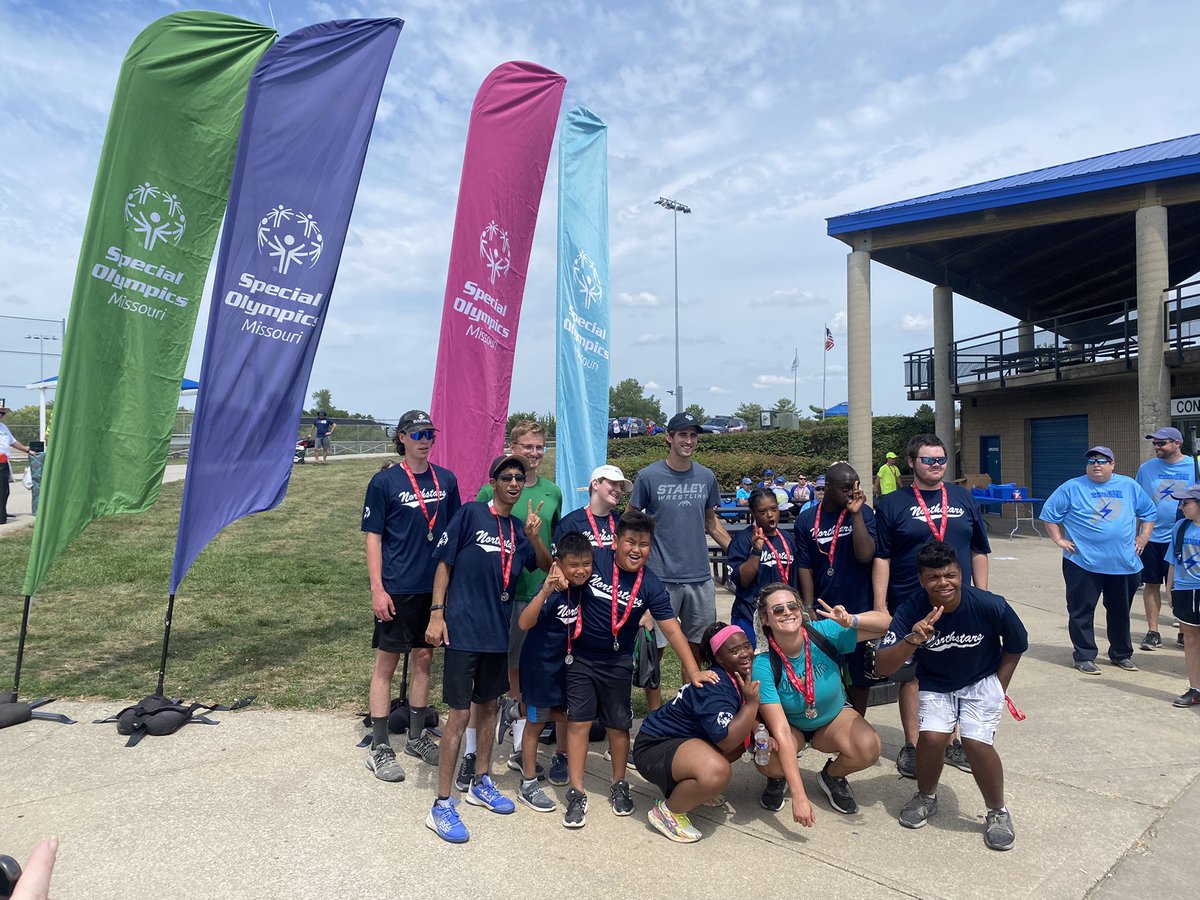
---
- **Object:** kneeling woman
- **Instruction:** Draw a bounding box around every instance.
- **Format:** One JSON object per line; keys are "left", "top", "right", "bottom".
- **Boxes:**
{"left": 633, "top": 621, "right": 760, "bottom": 843}
{"left": 755, "top": 583, "right": 890, "bottom": 825}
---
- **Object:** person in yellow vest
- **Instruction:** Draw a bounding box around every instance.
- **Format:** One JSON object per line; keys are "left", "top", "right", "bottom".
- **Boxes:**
{"left": 874, "top": 451, "right": 901, "bottom": 498}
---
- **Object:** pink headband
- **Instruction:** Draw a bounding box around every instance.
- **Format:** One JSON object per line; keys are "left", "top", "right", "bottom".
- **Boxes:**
{"left": 709, "top": 625, "right": 745, "bottom": 656}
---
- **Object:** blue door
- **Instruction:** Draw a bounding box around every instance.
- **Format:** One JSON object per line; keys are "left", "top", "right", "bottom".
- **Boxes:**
{"left": 980, "top": 435, "right": 1002, "bottom": 484}
{"left": 1030, "top": 415, "right": 1089, "bottom": 501}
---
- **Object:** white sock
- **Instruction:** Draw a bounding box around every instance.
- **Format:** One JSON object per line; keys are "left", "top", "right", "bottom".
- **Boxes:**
{"left": 464, "top": 727, "right": 478, "bottom": 756}
{"left": 512, "top": 718, "right": 526, "bottom": 751}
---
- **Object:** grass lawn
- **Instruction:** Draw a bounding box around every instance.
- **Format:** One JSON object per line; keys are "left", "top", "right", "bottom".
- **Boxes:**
{"left": 0, "top": 456, "right": 681, "bottom": 713}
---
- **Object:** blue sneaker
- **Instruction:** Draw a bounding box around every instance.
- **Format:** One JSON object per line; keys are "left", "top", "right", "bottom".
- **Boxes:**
{"left": 548, "top": 751, "right": 569, "bottom": 786}
{"left": 466, "top": 775, "right": 516, "bottom": 814}
{"left": 426, "top": 798, "right": 469, "bottom": 844}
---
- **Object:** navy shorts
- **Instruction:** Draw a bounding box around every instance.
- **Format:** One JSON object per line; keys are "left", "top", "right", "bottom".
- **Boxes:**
{"left": 631, "top": 734, "right": 687, "bottom": 798}
{"left": 442, "top": 649, "right": 508, "bottom": 710}
{"left": 1172, "top": 588, "right": 1200, "bottom": 628}
{"left": 566, "top": 655, "right": 634, "bottom": 730}
{"left": 1140, "top": 541, "right": 1170, "bottom": 586}
{"left": 372, "top": 593, "right": 433, "bottom": 652}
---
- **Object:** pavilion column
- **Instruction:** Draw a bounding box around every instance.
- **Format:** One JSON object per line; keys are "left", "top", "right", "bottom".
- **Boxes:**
{"left": 933, "top": 285, "right": 956, "bottom": 481}
{"left": 848, "top": 243, "right": 872, "bottom": 485}
{"left": 1017, "top": 321, "right": 1035, "bottom": 354}
{"left": 1136, "top": 201, "right": 1169, "bottom": 462}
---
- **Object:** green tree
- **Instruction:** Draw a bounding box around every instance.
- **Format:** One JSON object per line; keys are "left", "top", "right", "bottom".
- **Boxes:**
{"left": 305, "top": 388, "right": 349, "bottom": 418}
{"left": 684, "top": 402, "right": 706, "bottom": 421}
{"left": 808, "top": 404, "right": 824, "bottom": 419}
{"left": 609, "top": 378, "right": 665, "bottom": 422}
{"left": 773, "top": 397, "right": 799, "bottom": 415}
{"left": 735, "top": 401, "right": 764, "bottom": 430}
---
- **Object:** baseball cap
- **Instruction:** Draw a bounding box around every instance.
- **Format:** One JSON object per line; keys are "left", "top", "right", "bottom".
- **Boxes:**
{"left": 397, "top": 410, "right": 436, "bottom": 433}
{"left": 885, "top": 451, "right": 897, "bottom": 459}
{"left": 774, "top": 476, "right": 786, "bottom": 485}
{"left": 740, "top": 477, "right": 752, "bottom": 485}
{"left": 1145, "top": 427, "right": 1183, "bottom": 442}
{"left": 590, "top": 464, "right": 633, "bottom": 492}
{"left": 764, "top": 468, "right": 774, "bottom": 477}
{"left": 666, "top": 411, "right": 701, "bottom": 433}
{"left": 489, "top": 454, "right": 528, "bottom": 479}
{"left": 1171, "top": 485, "right": 1200, "bottom": 501}
{"left": 1086, "top": 446, "right": 1115, "bottom": 462}
{"left": 815, "top": 476, "right": 826, "bottom": 487}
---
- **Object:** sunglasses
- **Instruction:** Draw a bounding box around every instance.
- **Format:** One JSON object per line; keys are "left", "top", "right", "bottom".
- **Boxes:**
{"left": 405, "top": 429, "right": 435, "bottom": 441}
{"left": 1085, "top": 457, "right": 1112, "bottom": 466}
{"left": 1151, "top": 440, "right": 1174, "bottom": 447}
{"left": 769, "top": 600, "right": 802, "bottom": 616}
{"left": 917, "top": 456, "right": 948, "bottom": 466}
{"left": 495, "top": 473, "right": 527, "bottom": 483}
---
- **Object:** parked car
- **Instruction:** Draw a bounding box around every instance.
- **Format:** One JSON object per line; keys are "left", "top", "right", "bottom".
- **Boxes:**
{"left": 615, "top": 416, "right": 646, "bottom": 437}
{"left": 701, "top": 416, "right": 747, "bottom": 434}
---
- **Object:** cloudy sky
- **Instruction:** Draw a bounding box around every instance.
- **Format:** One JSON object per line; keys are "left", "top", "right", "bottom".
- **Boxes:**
{"left": 3, "top": 0, "right": 1200, "bottom": 420}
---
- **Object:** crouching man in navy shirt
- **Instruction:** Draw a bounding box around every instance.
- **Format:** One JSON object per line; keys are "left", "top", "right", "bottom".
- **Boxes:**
{"left": 875, "top": 540, "right": 1028, "bottom": 852}
{"left": 424, "top": 454, "right": 551, "bottom": 843}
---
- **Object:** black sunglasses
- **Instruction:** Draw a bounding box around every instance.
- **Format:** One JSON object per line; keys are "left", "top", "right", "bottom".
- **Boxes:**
{"left": 917, "top": 456, "right": 948, "bottom": 466}
{"left": 495, "top": 473, "right": 527, "bottom": 483}
{"left": 769, "top": 600, "right": 802, "bottom": 616}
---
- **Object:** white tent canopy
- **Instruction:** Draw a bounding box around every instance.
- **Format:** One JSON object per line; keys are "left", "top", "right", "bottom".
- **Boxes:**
{"left": 23, "top": 375, "right": 199, "bottom": 440}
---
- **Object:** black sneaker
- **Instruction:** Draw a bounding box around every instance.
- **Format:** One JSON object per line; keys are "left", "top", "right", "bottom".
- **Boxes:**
{"left": 496, "top": 696, "right": 518, "bottom": 745}
{"left": 984, "top": 808, "right": 1016, "bottom": 851}
{"left": 547, "top": 751, "right": 569, "bottom": 786}
{"left": 1179, "top": 631, "right": 1186, "bottom": 647}
{"left": 1074, "top": 660, "right": 1101, "bottom": 675}
{"left": 455, "top": 752, "right": 476, "bottom": 792}
{"left": 898, "top": 792, "right": 938, "bottom": 829}
{"left": 1112, "top": 657, "right": 1139, "bottom": 672}
{"left": 610, "top": 779, "right": 635, "bottom": 816}
{"left": 944, "top": 739, "right": 972, "bottom": 773}
{"left": 895, "top": 743, "right": 917, "bottom": 778}
{"left": 818, "top": 759, "right": 857, "bottom": 814}
{"left": 563, "top": 788, "right": 588, "bottom": 828}
{"left": 1140, "top": 630, "right": 1162, "bottom": 651}
{"left": 506, "top": 750, "right": 545, "bottom": 779}
{"left": 366, "top": 743, "right": 406, "bottom": 782}
{"left": 1173, "top": 687, "right": 1200, "bottom": 708}
{"left": 404, "top": 732, "right": 440, "bottom": 766}
{"left": 760, "top": 777, "right": 787, "bottom": 811}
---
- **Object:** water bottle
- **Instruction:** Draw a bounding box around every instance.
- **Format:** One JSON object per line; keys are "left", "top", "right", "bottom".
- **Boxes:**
{"left": 753, "top": 723, "right": 770, "bottom": 765}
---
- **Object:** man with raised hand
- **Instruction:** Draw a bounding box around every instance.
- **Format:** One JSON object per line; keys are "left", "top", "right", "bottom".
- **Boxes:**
{"left": 873, "top": 433, "right": 991, "bottom": 778}
{"left": 361, "top": 410, "right": 460, "bottom": 782}
{"left": 1135, "top": 426, "right": 1195, "bottom": 651}
{"left": 473, "top": 420, "right": 562, "bottom": 777}
{"left": 630, "top": 411, "right": 731, "bottom": 708}
{"left": 425, "top": 454, "right": 551, "bottom": 843}
{"left": 1041, "top": 445, "right": 1156, "bottom": 674}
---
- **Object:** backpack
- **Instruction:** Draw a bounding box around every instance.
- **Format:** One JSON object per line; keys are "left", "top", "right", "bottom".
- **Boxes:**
{"left": 768, "top": 623, "right": 852, "bottom": 693}
{"left": 356, "top": 697, "right": 441, "bottom": 747}
{"left": 1173, "top": 518, "right": 1191, "bottom": 563}
{"left": 95, "top": 694, "right": 254, "bottom": 747}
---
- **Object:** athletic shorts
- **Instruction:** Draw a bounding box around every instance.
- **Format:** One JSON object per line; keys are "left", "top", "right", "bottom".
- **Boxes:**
{"left": 1172, "top": 588, "right": 1200, "bottom": 628}
{"left": 566, "top": 655, "right": 635, "bottom": 730}
{"left": 315, "top": 435, "right": 330, "bottom": 449}
{"left": 442, "top": 649, "right": 508, "bottom": 710}
{"left": 918, "top": 674, "right": 1004, "bottom": 746}
{"left": 507, "top": 599, "right": 531, "bottom": 667}
{"left": 1140, "top": 541, "right": 1169, "bottom": 585}
{"left": 631, "top": 734, "right": 687, "bottom": 798}
{"left": 527, "top": 704, "right": 564, "bottom": 725}
{"left": 372, "top": 593, "right": 433, "bottom": 652}
{"left": 654, "top": 580, "right": 717, "bottom": 648}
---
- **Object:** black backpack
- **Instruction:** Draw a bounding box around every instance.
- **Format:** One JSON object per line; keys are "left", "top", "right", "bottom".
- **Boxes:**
{"left": 95, "top": 694, "right": 254, "bottom": 747}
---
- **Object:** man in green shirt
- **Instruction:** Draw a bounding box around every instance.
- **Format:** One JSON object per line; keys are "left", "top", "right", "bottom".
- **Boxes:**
{"left": 465, "top": 420, "right": 562, "bottom": 779}
{"left": 874, "top": 451, "right": 901, "bottom": 498}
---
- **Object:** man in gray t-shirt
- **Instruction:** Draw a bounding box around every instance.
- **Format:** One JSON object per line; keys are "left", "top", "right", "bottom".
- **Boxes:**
{"left": 630, "top": 412, "right": 731, "bottom": 691}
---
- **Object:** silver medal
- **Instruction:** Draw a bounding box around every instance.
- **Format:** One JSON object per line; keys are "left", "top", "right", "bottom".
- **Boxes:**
{"left": 426, "top": 530, "right": 434, "bottom": 542}
{"left": 827, "top": 566, "right": 835, "bottom": 577}
{"left": 805, "top": 707, "right": 818, "bottom": 720}
{"left": 565, "top": 652, "right": 574, "bottom": 665}
{"left": 500, "top": 591, "right": 509, "bottom": 603}
{"left": 614, "top": 638, "right": 620, "bottom": 651}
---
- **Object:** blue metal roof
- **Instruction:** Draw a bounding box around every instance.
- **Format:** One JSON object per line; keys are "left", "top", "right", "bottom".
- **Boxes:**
{"left": 827, "top": 133, "right": 1200, "bottom": 236}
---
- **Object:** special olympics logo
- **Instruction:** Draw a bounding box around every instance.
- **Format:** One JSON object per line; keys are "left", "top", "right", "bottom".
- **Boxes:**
{"left": 479, "top": 220, "right": 511, "bottom": 284}
{"left": 124, "top": 182, "right": 186, "bottom": 252}
{"left": 571, "top": 250, "right": 602, "bottom": 309}
{"left": 257, "top": 205, "right": 324, "bottom": 276}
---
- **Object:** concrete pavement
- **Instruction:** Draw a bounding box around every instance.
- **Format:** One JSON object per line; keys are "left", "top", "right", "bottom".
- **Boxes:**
{"left": 3, "top": 532, "right": 1200, "bottom": 898}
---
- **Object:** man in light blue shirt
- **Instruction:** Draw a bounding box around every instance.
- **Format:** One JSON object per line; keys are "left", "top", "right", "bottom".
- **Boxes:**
{"left": 1134, "top": 426, "right": 1195, "bottom": 651}
{"left": 1041, "top": 445, "right": 1156, "bottom": 674}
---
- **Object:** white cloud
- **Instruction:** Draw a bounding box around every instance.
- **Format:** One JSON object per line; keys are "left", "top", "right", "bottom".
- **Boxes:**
{"left": 753, "top": 374, "right": 793, "bottom": 389}
{"left": 708, "top": 385, "right": 731, "bottom": 394}
{"left": 616, "top": 291, "right": 661, "bottom": 307}
{"left": 830, "top": 311, "right": 848, "bottom": 332}
{"left": 634, "top": 333, "right": 667, "bottom": 346}
{"left": 644, "top": 380, "right": 661, "bottom": 390}
{"left": 748, "top": 287, "right": 820, "bottom": 309}
{"left": 900, "top": 315, "right": 933, "bottom": 333}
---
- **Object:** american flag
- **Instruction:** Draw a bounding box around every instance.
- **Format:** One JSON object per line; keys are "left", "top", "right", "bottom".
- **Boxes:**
{"left": 825, "top": 327, "right": 835, "bottom": 352}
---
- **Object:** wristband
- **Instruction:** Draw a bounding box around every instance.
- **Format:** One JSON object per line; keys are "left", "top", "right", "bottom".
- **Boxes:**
{"left": 750, "top": 548, "right": 762, "bottom": 556}
{"left": 430, "top": 604, "right": 445, "bottom": 612}
{"left": 851, "top": 614, "right": 859, "bottom": 628}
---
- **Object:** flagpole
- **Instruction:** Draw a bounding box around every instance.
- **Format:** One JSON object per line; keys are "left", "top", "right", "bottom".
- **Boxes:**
{"left": 792, "top": 346, "right": 798, "bottom": 409}
{"left": 822, "top": 323, "right": 828, "bottom": 420}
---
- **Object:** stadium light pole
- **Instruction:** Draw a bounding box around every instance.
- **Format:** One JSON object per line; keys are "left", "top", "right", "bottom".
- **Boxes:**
{"left": 655, "top": 196, "right": 691, "bottom": 415}
{"left": 25, "top": 333, "right": 59, "bottom": 382}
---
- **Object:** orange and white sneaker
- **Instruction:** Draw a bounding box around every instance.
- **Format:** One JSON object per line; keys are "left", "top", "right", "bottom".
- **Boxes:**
{"left": 647, "top": 800, "right": 701, "bottom": 843}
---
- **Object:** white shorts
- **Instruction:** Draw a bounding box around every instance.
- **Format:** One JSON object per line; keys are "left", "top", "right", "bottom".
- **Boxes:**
{"left": 917, "top": 674, "right": 1004, "bottom": 746}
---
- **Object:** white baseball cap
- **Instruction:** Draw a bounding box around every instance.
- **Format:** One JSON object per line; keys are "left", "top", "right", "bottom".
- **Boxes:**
{"left": 590, "top": 464, "right": 633, "bottom": 492}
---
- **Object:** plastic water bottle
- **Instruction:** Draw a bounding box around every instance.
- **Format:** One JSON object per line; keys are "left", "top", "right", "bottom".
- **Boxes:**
{"left": 753, "top": 723, "right": 770, "bottom": 766}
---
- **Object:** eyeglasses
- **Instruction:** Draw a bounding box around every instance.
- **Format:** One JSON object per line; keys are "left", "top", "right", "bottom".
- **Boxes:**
{"left": 769, "top": 600, "right": 802, "bottom": 616}
{"left": 515, "top": 442, "right": 545, "bottom": 453}
{"left": 495, "top": 473, "right": 527, "bottom": 483}
{"left": 1151, "top": 440, "right": 1174, "bottom": 448}
{"left": 405, "top": 430, "right": 435, "bottom": 441}
{"left": 1085, "top": 457, "right": 1112, "bottom": 466}
{"left": 917, "top": 456, "right": 948, "bottom": 466}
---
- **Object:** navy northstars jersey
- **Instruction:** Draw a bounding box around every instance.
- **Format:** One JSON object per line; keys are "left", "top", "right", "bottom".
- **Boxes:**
{"left": 726, "top": 526, "right": 798, "bottom": 623}
{"left": 573, "top": 548, "right": 674, "bottom": 661}
{"left": 554, "top": 506, "right": 621, "bottom": 550}
{"left": 361, "top": 463, "right": 461, "bottom": 594}
{"left": 518, "top": 587, "right": 581, "bottom": 707}
{"left": 793, "top": 503, "right": 876, "bottom": 614}
{"left": 637, "top": 666, "right": 743, "bottom": 743}
{"left": 433, "top": 501, "right": 538, "bottom": 653}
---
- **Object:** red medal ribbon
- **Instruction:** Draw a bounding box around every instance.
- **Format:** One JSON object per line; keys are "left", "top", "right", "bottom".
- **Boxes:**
{"left": 490, "top": 503, "right": 515, "bottom": 594}
{"left": 764, "top": 531, "right": 793, "bottom": 583}
{"left": 585, "top": 507, "right": 616, "bottom": 548}
{"left": 812, "top": 508, "right": 848, "bottom": 573}
{"left": 401, "top": 460, "right": 440, "bottom": 535}
{"left": 611, "top": 560, "right": 643, "bottom": 645}
{"left": 766, "top": 632, "right": 816, "bottom": 711}
{"left": 567, "top": 586, "right": 584, "bottom": 656}
{"left": 1005, "top": 694, "right": 1026, "bottom": 721}
{"left": 913, "top": 484, "right": 949, "bottom": 541}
